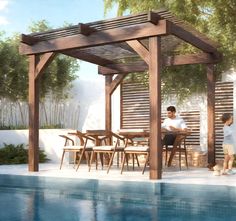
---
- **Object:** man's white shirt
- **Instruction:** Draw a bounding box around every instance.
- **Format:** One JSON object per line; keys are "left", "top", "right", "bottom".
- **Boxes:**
{"left": 161, "top": 116, "right": 187, "bottom": 131}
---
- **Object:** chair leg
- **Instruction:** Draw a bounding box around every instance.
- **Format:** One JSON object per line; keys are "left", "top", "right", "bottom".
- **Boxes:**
{"left": 142, "top": 153, "right": 150, "bottom": 174}
{"left": 120, "top": 153, "right": 126, "bottom": 174}
{"left": 132, "top": 153, "right": 135, "bottom": 170}
{"left": 60, "top": 150, "right": 66, "bottom": 169}
{"left": 165, "top": 146, "right": 168, "bottom": 166}
{"left": 167, "top": 148, "right": 176, "bottom": 167}
{"left": 135, "top": 154, "right": 140, "bottom": 167}
{"left": 76, "top": 149, "right": 85, "bottom": 171}
{"left": 73, "top": 152, "right": 78, "bottom": 168}
{"left": 117, "top": 152, "right": 120, "bottom": 168}
{"left": 89, "top": 151, "right": 94, "bottom": 172}
{"left": 185, "top": 149, "right": 188, "bottom": 169}
{"left": 179, "top": 148, "right": 181, "bottom": 170}
{"left": 126, "top": 154, "right": 129, "bottom": 170}
{"left": 95, "top": 152, "right": 99, "bottom": 170}
{"left": 85, "top": 151, "right": 90, "bottom": 166}
{"left": 107, "top": 151, "right": 115, "bottom": 174}
{"left": 99, "top": 153, "right": 104, "bottom": 169}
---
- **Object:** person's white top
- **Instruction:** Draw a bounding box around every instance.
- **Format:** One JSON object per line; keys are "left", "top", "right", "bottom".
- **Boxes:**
{"left": 223, "top": 125, "right": 234, "bottom": 145}
{"left": 162, "top": 116, "right": 187, "bottom": 131}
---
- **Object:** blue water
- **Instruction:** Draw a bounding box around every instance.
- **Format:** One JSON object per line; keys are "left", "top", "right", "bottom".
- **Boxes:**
{"left": 0, "top": 175, "right": 236, "bottom": 221}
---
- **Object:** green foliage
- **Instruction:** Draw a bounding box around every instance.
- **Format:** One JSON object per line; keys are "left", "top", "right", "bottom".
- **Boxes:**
{"left": 0, "top": 20, "right": 79, "bottom": 102}
{"left": 0, "top": 124, "right": 64, "bottom": 130}
{"left": 0, "top": 143, "right": 49, "bottom": 164}
{"left": 39, "top": 124, "right": 64, "bottom": 129}
{"left": 104, "top": 0, "right": 236, "bottom": 101}
{"left": 0, "top": 34, "right": 28, "bottom": 101}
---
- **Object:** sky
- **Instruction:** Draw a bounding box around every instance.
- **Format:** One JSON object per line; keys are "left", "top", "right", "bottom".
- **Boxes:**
{"left": 0, "top": 0, "right": 118, "bottom": 79}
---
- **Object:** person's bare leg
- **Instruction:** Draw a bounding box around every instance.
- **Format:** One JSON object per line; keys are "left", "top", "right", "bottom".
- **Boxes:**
{"left": 228, "top": 155, "right": 234, "bottom": 170}
{"left": 222, "top": 154, "right": 229, "bottom": 174}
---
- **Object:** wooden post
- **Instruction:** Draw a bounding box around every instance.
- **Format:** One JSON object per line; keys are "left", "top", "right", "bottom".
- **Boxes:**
{"left": 28, "top": 52, "right": 55, "bottom": 172}
{"left": 28, "top": 55, "right": 39, "bottom": 171}
{"left": 105, "top": 75, "right": 112, "bottom": 144}
{"left": 149, "top": 36, "right": 162, "bottom": 179}
{"left": 207, "top": 64, "right": 215, "bottom": 165}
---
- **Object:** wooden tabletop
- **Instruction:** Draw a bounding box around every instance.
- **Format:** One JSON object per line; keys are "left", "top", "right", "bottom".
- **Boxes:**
{"left": 118, "top": 130, "right": 149, "bottom": 138}
{"left": 118, "top": 129, "right": 191, "bottom": 137}
{"left": 86, "top": 130, "right": 107, "bottom": 136}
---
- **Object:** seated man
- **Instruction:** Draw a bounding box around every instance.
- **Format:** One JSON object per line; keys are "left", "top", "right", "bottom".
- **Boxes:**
{"left": 161, "top": 106, "right": 187, "bottom": 145}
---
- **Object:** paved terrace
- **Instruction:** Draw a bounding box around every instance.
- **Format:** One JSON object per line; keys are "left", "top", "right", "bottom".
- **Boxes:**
{"left": 0, "top": 163, "right": 235, "bottom": 187}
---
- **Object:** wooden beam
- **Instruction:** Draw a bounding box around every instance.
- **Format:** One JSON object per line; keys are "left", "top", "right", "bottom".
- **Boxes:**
{"left": 35, "top": 52, "right": 56, "bottom": 80}
{"left": 149, "top": 36, "right": 162, "bottom": 180}
{"left": 164, "top": 52, "right": 221, "bottom": 66}
{"left": 109, "top": 74, "right": 127, "bottom": 94}
{"left": 19, "top": 20, "right": 168, "bottom": 55}
{"left": 126, "top": 40, "right": 150, "bottom": 65}
{"left": 63, "top": 50, "right": 115, "bottom": 66}
{"left": 207, "top": 64, "right": 215, "bottom": 166}
{"left": 169, "top": 21, "right": 219, "bottom": 55}
{"left": 28, "top": 55, "right": 39, "bottom": 172}
{"left": 98, "top": 53, "right": 220, "bottom": 75}
{"left": 99, "top": 62, "right": 146, "bottom": 75}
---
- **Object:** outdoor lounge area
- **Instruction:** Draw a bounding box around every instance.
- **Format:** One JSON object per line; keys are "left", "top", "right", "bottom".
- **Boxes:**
{"left": 19, "top": 10, "right": 222, "bottom": 180}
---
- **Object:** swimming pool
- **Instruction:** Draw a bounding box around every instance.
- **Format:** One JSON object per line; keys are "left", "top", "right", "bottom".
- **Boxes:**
{"left": 0, "top": 174, "right": 236, "bottom": 221}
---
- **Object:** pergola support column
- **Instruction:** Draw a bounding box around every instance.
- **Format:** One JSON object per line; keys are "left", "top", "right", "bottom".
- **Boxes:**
{"left": 28, "top": 55, "right": 40, "bottom": 171}
{"left": 149, "top": 36, "right": 162, "bottom": 179}
{"left": 207, "top": 64, "right": 215, "bottom": 165}
{"left": 105, "top": 75, "right": 113, "bottom": 144}
{"left": 28, "top": 52, "right": 56, "bottom": 171}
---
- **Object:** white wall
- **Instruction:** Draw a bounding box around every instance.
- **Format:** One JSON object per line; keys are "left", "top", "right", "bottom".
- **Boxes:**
{"left": 0, "top": 129, "right": 74, "bottom": 163}
{"left": 70, "top": 62, "right": 107, "bottom": 131}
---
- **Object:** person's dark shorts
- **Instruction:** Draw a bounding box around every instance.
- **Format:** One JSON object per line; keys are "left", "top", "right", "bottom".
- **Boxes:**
{"left": 162, "top": 134, "right": 176, "bottom": 146}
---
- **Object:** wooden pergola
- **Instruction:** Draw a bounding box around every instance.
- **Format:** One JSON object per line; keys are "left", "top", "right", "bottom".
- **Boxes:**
{"left": 19, "top": 10, "right": 221, "bottom": 180}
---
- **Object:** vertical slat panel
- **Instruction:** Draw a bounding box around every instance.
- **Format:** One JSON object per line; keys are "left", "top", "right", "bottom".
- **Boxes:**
{"left": 121, "top": 79, "right": 233, "bottom": 157}
{"left": 121, "top": 81, "right": 200, "bottom": 147}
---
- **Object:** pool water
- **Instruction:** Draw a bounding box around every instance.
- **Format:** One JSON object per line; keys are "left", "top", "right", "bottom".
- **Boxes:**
{"left": 0, "top": 175, "right": 236, "bottom": 221}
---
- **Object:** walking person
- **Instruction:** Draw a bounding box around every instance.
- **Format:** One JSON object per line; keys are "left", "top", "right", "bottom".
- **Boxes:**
{"left": 221, "top": 113, "right": 235, "bottom": 175}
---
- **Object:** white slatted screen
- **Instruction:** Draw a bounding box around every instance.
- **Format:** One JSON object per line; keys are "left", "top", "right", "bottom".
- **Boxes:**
{"left": 121, "top": 82, "right": 200, "bottom": 147}
{"left": 121, "top": 81, "right": 234, "bottom": 157}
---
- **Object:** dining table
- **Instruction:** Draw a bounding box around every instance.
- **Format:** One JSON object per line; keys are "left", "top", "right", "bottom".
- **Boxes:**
{"left": 85, "top": 130, "right": 108, "bottom": 146}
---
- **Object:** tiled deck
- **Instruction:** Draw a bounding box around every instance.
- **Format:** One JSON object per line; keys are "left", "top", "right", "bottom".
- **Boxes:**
{"left": 0, "top": 163, "right": 236, "bottom": 187}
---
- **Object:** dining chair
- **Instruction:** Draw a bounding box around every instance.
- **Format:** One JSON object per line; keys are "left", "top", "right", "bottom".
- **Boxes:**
{"left": 120, "top": 138, "right": 150, "bottom": 174}
{"left": 163, "top": 131, "right": 191, "bottom": 170}
{"left": 88, "top": 130, "right": 125, "bottom": 173}
{"left": 59, "top": 130, "right": 94, "bottom": 170}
